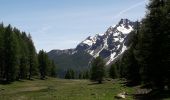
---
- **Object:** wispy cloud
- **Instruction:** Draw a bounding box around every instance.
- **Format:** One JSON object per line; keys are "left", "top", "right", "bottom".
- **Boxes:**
{"left": 33, "top": 26, "right": 52, "bottom": 35}
{"left": 114, "top": 0, "right": 147, "bottom": 19}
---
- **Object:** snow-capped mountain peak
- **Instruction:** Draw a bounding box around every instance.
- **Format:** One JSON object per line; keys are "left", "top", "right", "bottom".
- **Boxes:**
{"left": 76, "top": 18, "right": 137, "bottom": 65}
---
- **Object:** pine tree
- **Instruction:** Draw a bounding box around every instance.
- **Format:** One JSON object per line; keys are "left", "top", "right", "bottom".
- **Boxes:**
{"left": 70, "top": 69, "right": 75, "bottom": 79}
{"left": 64, "top": 69, "right": 75, "bottom": 79}
{"left": 82, "top": 70, "right": 90, "bottom": 79}
{"left": 90, "top": 57, "right": 105, "bottom": 84}
{"left": 78, "top": 72, "right": 83, "bottom": 79}
{"left": 65, "top": 70, "right": 70, "bottom": 79}
{"left": 4, "top": 25, "right": 19, "bottom": 82}
{"left": 38, "top": 50, "right": 48, "bottom": 80}
{"left": 160, "top": 0, "right": 170, "bottom": 88}
{"left": 85, "top": 70, "right": 90, "bottom": 79}
{"left": 120, "top": 30, "right": 140, "bottom": 84}
{"left": 136, "top": 0, "right": 170, "bottom": 89}
{"left": 109, "top": 64, "right": 118, "bottom": 79}
{"left": 0, "top": 23, "right": 4, "bottom": 80}
{"left": 0, "top": 24, "right": 55, "bottom": 83}
{"left": 27, "top": 34, "right": 38, "bottom": 79}
{"left": 50, "top": 61, "right": 56, "bottom": 77}
{"left": 18, "top": 32, "right": 30, "bottom": 79}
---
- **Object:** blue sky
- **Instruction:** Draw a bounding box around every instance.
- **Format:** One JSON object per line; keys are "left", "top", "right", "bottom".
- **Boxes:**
{"left": 0, "top": 0, "right": 148, "bottom": 52}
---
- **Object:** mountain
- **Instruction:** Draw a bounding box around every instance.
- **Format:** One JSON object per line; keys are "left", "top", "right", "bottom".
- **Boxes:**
{"left": 48, "top": 18, "right": 137, "bottom": 77}
{"left": 75, "top": 18, "right": 137, "bottom": 65}
{"left": 48, "top": 50, "right": 92, "bottom": 77}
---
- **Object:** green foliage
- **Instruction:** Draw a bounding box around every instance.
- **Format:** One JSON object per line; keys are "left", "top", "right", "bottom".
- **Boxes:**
{"left": 0, "top": 78, "right": 136, "bottom": 100}
{"left": 48, "top": 51, "right": 92, "bottom": 77}
{"left": 0, "top": 24, "right": 56, "bottom": 83}
{"left": 115, "top": 0, "right": 170, "bottom": 89}
{"left": 109, "top": 64, "right": 118, "bottom": 79}
{"left": 38, "top": 50, "right": 56, "bottom": 79}
{"left": 0, "top": 23, "right": 5, "bottom": 79}
{"left": 78, "top": 70, "right": 90, "bottom": 79}
{"left": 83, "top": 70, "right": 90, "bottom": 79}
{"left": 90, "top": 57, "right": 105, "bottom": 84}
{"left": 27, "top": 34, "right": 38, "bottom": 79}
{"left": 135, "top": 0, "right": 170, "bottom": 89}
{"left": 38, "top": 50, "right": 48, "bottom": 79}
{"left": 120, "top": 48, "right": 140, "bottom": 84}
{"left": 50, "top": 61, "right": 57, "bottom": 77}
{"left": 3, "top": 25, "right": 19, "bottom": 82}
{"left": 65, "top": 69, "right": 75, "bottom": 79}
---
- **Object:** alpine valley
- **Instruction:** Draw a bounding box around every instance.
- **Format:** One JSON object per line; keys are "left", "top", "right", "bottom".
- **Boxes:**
{"left": 48, "top": 19, "right": 138, "bottom": 77}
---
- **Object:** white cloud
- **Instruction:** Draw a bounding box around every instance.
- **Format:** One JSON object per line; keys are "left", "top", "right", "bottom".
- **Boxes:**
{"left": 114, "top": 0, "right": 148, "bottom": 19}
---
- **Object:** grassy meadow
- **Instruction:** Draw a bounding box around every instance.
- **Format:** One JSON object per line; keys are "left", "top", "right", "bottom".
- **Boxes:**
{"left": 0, "top": 78, "right": 135, "bottom": 100}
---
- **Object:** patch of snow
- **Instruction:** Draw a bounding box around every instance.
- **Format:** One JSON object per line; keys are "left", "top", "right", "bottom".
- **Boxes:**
{"left": 117, "top": 25, "right": 133, "bottom": 34}
{"left": 72, "top": 50, "right": 77, "bottom": 55}
{"left": 89, "top": 50, "right": 94, "bottom": 56}
{"left": 98, "top": 33, "right": 104, "bottom": 36}
{"left": 89, "top": 36, "right": 93, "bottom": 39}
{"left": 106, "top": 52, "right": 116, "bottom": 65}
{"left": 120, "top": 38, "right": 124, "bottom": 42}
{"left": 82, "top": 40, "right": 93, "bottom": 46}
{"left": 106, "top": 43, "right": 128, "bottom": 65}
{"left": 93, "top": 36, "right": 108, "bottom": 58}
{"left": 104, "top": 36, "right": 108, "bottom": 48}
{"left": 111, "top": 52, "right": 116, "bottom": 59}
{"left": 117, "top": 45, "right": 120, "bottom": 49}
{"left": 107, "top": 26, "right": 114, "bottom": 35}
{"left": 121, "top": 44, "right": 127, "bottom": 54}
{"left": 82, "top": 36, "right": 97, "bottom": 46}
{"left": 114, "top": 38, "right": 119, "bottom": 41}
{"left": 113, "top": 32, "right": 120, "bottom": 37}
{"left": 94, "top": 46, "right": 104, "bottom": 58}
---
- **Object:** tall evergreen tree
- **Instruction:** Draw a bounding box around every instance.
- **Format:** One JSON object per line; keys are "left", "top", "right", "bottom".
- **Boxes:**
{"left": 109, "top": 64, "right": 118, "bottom": 79}
{"left": 65, "top": 69, "right": 75, "bottom": 79}
{"left": 38, "top": 50, "right": 48, "bottom": 80}
{"left": 0, "top": 23, "right": 4, "bottom": 79}
{"left": 4, "top": 25, "right": 19, "bottom": 82}
{"left": 18, "top": 32, "right": 29, "bottom": 79}
{"left": 0, "top": 24, "right": 56, "bottom": 83}
{"left": 50, "top": 61, "right": 56, "bottom": 77}
{"left": 121, "top": 29, "right": 140, "bottom": 84}
{"left": 135, "top": 0, "right": 170, "bottom": 89}
{"left": 90, "top": 57, "right": 105, "bottom": 84}
{"left": 27, "top": 34, "right": 38, "bottom": 79}
{"left": 159, "top": 0, "right": 170, "bottom": 88}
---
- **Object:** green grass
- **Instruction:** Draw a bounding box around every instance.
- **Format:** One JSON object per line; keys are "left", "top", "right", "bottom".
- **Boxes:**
{"left": 0, "top": 78, "right": 136, "bottom": 100}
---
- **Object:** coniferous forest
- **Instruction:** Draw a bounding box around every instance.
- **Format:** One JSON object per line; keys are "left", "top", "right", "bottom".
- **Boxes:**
{"left": 0, "top": 24, "right": 56, "bottom": 83}
{"left": 109, "top": 0, "right": 170, "bottom": 90}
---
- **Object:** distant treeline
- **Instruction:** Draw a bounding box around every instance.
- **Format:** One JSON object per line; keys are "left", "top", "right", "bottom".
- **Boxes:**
{"left": 0, "top": 24, "right": 56, "bottom": 83}
{"left": 64, "top": 69, "right": 90, "bottom": 79}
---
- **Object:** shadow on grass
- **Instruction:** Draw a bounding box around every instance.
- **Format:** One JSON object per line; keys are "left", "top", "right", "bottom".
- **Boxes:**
{"left": 120, "top": 80, "right": 141, "bottom": 87}
{"left": 120, "top": 80, "right": 170, "bottom": 100}
{"left": 0, "top": 78, "right": 35, "bottom": 85}
{"left": 88, "top": 81, "right": 104, "bottom": 85}
{"left": 134, "top": 89, "right": 170, "bottom": 100}
{"left": 0, "top": 80, "right": 12, "bottom": 85}
{"left": 124, "top": 81, "right": 140, "bottom": 87}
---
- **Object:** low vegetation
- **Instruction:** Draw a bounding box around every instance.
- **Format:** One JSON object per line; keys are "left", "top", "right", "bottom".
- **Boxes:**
{"left": 0, "top": 78, "right": 136, "bottom": 100}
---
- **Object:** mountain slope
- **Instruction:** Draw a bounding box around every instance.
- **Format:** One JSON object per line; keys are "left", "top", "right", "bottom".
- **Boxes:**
{"left": 48, "top": 19, "right": 137, "bottom": 77}
{"left": 48, "top": 50, "right": 92, "bottom": 77}
{"left": 75, "top": 19, "right": 137, "bottom": 65}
